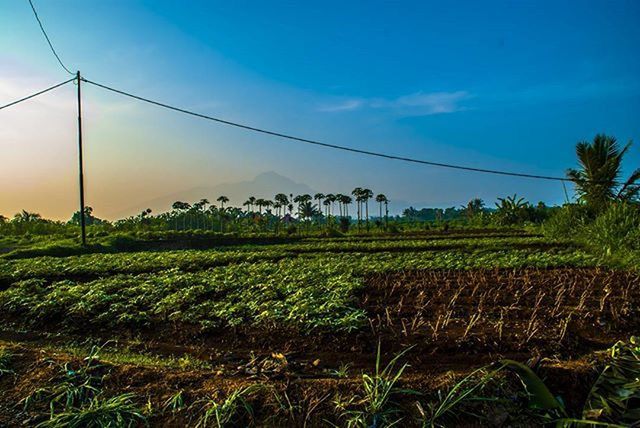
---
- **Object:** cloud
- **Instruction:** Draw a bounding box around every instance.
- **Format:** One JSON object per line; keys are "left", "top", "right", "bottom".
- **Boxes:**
{"left": 318, "top": 90, "right": 471, "bottom": 116}
{"left": 317, "top": 99, "right": 364, "bottom": 112}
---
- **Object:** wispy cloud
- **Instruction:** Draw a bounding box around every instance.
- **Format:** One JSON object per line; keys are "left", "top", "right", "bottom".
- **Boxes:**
{"left": 317, "top": 99, "right": 364, "bottom": 112}
{"left": 318, "top": 90, "right": 471, "bottom": 116}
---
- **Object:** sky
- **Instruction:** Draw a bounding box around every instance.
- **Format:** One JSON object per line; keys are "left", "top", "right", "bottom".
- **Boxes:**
{"left": 1, "top": 0, "right": 639, "bottom": 219}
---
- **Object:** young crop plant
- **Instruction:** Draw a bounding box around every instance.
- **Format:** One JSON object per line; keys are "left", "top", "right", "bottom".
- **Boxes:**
{"left": 335, "top": 344, "right": 417, "bottom": 428}
{"left": 35, "top": 393, "right": 147, "bottom": 428}
{"left": 194, "top": 385, "right": 259, "bottom": 428}
{"left": 0, "top": 346, "right": 14, "bottom": 376}
{"left": 22, "top": 345, "right": 109, "bottom": 420}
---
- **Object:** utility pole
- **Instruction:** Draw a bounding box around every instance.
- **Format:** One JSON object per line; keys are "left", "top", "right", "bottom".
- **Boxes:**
{"left": 76, "top": 71, "right": 86, "bottom": 246}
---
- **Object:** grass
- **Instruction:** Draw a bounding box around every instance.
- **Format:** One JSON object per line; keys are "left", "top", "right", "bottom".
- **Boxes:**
{"left": 194, "top": 385, "right": 259, "bottom": 428}
{"left": 335, "top": 344, "right": 416, "bottom": 428}
{"left": 0, "top": 346, "right": 14, "bottom": 376}
{"left": 35, "top": 393, "right": 147, "bottom": 428}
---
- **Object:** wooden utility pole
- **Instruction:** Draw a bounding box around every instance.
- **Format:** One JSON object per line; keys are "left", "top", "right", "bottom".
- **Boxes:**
{"left": 76, "top": 71, "right": 86, "bottom": 246}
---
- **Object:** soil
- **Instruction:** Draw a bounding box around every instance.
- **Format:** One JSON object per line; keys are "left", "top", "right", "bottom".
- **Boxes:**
{"left": 1, "top": 267, "right": 637, "bottom": 426}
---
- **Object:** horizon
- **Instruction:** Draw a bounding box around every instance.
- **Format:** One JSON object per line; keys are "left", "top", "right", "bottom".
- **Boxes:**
{"left": 2, "top": 0, "right": 639, "bottom": 220}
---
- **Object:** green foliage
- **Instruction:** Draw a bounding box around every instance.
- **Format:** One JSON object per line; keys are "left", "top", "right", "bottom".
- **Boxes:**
{"left": 503, "top": 338, "right": 640, "bottom": 427}
{"left": 23, "top": 345, "right": 106, "bottom": 415}
{"left": 336, "top": 344, "right": 416, "bottom": 428}
{"left": 500, "top": 360, "right": 565, "bottom": 412}
{"left": 582, "top": 337, "right": 640, "bottom": 424}
{"left": 195, "top": 386, "right": 258, "bottom": 428}
{"left": 419, "top": 364, "right": 507, "bottom": 427}
{"left": 36, "top": 393, "right": 147, "bottom": 428}
{"left": 567, "top": 134, "right": 640, "bottom": 211}
{"left": 543, "top": 204, "right": 592, "bottom": 239}
{"left": 0, "top": 346, "right": 14, "bottom": 376}
{"left": 586, "top": 203, "right": 640, "bottom": 256}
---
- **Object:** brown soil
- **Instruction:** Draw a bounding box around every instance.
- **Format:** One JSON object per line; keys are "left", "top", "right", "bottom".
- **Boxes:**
{"left": 1, "top": 267, "right": 637, "bottom": 426}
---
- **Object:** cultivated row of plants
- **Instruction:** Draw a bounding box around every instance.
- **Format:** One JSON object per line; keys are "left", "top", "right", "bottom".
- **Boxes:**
{"left": 0, "top": 248, "right": 599, "bottom": 335}
{"left": 0, "top": 235, "right": 572, "bottom": 284}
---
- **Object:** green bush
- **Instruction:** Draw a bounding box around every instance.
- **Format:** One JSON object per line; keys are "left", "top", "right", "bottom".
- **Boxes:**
{"left": 542, "top": 204, "right": 591, "bottom": 239}
{"left": 587, "top": 203, "right": 640, "bottom": 256}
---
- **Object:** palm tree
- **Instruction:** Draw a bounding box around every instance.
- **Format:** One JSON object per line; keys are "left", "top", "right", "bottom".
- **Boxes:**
{"left": 361, "top": 188, "right": 373, "bottom": 230}
{"left": 193, "top": 199, "right": 209, "bottom": 229}
{"left": 335, "top": 194, "right": 345, "bottom": 217}
{"left": 339, "top": 194, "right": 352, "bottom": 218}
{"left": 314, "top": 193, "right": 325, "bottom": 216}
{"left": 14, "top": 210, "right": 42, "bottom": 222}
{"left": 244, "top": 196, "right": 256, "bottom": 213}
{"left": 293, "top": 194, "right": 312, "bottom": 219}
{"left": 255, "top": 198, "right": 267, "bottom": 214}
{"left": 216, "top": 195, "right": 229, "bottom": 209}
{"left": 171, "top": 201, "right": 190, "bottom": 230}
{"left": 275, "top": 193, "right": 289, "bottom": 216}
{"left": 325, "top": 194, "right": 337, "bottom": 216}
{"left": 567, "top": 134, "right": 640, "bottom": 211}
{"left": 351, "top": 187, "right": 363, "bottom": 226}
{"left": 375, "top": 194, "right": 388, "bottom": 225}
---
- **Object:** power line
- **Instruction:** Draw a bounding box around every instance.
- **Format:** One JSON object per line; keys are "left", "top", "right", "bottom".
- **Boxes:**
{"left": 0, "top": 77, "right": 75, "bottom": 111}
{"left": 82, "top": 77, "right": 576, "bottom": 183}
{"left": 27, "top": 0, "right": 74, "bottom": 75}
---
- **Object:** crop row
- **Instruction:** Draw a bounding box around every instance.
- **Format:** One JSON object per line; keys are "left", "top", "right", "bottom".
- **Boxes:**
{"left": 0, "top": 248, "right": 598, "bottom": 334}
{"left": 0, "top": 236, "right": 575, "bottom": 284}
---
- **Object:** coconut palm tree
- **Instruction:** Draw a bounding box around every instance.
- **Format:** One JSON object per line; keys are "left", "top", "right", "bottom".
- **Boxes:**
{"left": 14, "top": 210, "right": 42, "bottom": 222}
{"left": 567, "top": 134, "right": 640, "bottom": 211}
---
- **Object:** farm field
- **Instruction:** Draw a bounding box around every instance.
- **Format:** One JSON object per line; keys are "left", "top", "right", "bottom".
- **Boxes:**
{"left": 0, "top": 229, "right": 637, "bottom": 426}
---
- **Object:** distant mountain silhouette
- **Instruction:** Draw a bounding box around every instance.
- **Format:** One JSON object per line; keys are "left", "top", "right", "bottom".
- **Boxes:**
{"left": 110, "top": 171, "right": 318, "bottom": 219}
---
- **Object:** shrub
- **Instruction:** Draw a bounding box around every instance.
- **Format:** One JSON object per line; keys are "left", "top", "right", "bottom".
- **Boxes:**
{"left": 542, "top": 204, "right": 592, "bottom": 240}
{"left": 587, "top": 203, "right": 640, "bottom": 256}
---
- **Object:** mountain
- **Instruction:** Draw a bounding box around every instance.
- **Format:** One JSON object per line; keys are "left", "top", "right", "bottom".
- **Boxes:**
{"left": 110, "top": 171, "right": 317, "bottom": 219}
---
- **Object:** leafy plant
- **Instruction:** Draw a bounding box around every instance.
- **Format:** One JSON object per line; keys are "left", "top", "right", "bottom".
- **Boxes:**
{"left": 502, "top": 338, "right": 640, "bottom": 426}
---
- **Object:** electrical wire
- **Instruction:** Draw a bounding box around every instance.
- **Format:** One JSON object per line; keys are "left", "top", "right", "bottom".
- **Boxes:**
{"left": 27, "top": 0, "right": 74, "bottom": 75}
{"left": 82, "top": 77, "right": 580, "bottom": 183}
{"left": 0, "top": 77, "right": 75, "bottom": 111}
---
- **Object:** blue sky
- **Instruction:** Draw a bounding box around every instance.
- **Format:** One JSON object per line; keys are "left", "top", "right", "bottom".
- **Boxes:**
{"left": 1, "top": 0, "right": 639, "bottom": 218}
